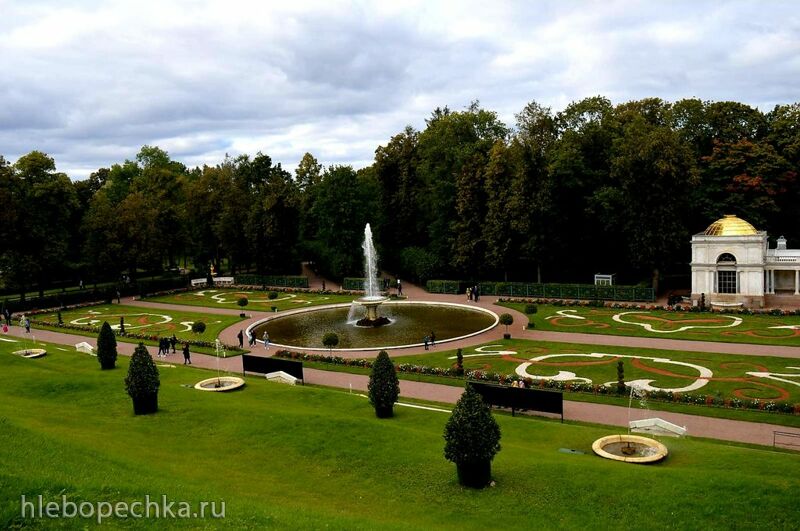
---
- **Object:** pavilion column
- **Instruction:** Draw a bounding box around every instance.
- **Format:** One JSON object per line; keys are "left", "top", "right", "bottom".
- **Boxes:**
{"left": 795, "top": 270, "right": 799, "bottom": 295}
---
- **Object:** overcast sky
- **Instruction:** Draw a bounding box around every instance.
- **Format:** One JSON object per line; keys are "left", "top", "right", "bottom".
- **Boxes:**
{"left": 1, "top": 0, "right": 798, "bottom": 179}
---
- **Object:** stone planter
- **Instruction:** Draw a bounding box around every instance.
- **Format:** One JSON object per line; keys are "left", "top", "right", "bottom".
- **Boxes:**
{"left": 503, "top": 333, "right": 511, "bottom": 340}
{"left": 240, "top": 313, "right": 246, "bottom": 318}
{"left": 375, "top": 405, "right": 394, "bottom": 418}
{"left": 456, "top": 460, "right": 492, "bottom": 488}
{"left": 131, "top": 393, "right": 159, "bottom": 415}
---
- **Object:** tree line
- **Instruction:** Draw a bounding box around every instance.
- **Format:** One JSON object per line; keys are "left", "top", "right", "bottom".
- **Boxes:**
{"left": 1, "top": 97, "right": 798, "bottom": 296}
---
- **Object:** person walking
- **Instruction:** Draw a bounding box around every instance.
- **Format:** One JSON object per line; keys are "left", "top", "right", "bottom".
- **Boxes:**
{"left": 423, "top": 335, "right": 429, "bottom": 351}
{"left": 24, "top": 316, "right": 30, "bottom": 334}
{"left": 3, "top": 307, "right": 11, "bottom": 326}
{"left": 397, "top": 279, "right": 402, "bottom": 297}
{"left": 467, "top": 286, "right": 472, "bottom": 301}
{"left": 170, "top": 334, "right": 177, "bottom": 353}
{"left": 237, "top": 329, "right": 244, "bottom": 348}
{"left": 116, "top": 289, "right": 121, "bottom": 304}
{"left": 263, "top": 331, "right": 270, "bottom": 350}
{"left": 182, "top": 343, "right": 191, "bottom": 365}
{"left": 430, "top": 331, "right": 436, "bottom": 347}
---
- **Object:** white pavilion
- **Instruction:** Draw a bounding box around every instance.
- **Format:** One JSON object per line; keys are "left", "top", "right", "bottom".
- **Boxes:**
{"left": 691, "top": 215, "right": 800, "bottom": 308}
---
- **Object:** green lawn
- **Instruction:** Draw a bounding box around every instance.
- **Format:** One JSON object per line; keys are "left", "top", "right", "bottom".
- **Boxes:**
{"left": 34, "top": 304, "right": 240, "bottom": 343}
{"left": 500, "top": 302, "right": 800, "bottom": 347}
{"left": 1, "top": 344, "right": 799, "bottom": 529}
{"left": 146, "top": 288, "right": 357, "bottom": 312}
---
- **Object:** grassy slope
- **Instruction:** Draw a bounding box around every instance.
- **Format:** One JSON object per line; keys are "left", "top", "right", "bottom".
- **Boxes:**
{"left": 1, "top": 345, "right": 799, "bottom": 529}
{"left": 499, "top": 302, "right": 800, "bottom": 347}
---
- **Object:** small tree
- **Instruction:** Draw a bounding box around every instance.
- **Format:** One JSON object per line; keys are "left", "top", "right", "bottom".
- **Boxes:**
{"left": 524, "top": 304, "right": 538, "bottom": 315}
{"left": 499, "top": 313, "right": 514, "bottom": 338}
{"left": 237, "top": 297, "right": 249, "bottom": 308}
{"left": 444, "top": 386, "right": 501, "bottom": 488}
{"left": 617, "top": 360, "right": 626, "bottom": 395}
{"left": 368, "top": 350, "right": 400, "bottom": 418}
{"left": 125, "top": 343, "right": 160, "bottom": 415}
{"left": 455, "top": 348, "right": 464, "bottom": 376}
{"left": 268, "top": 291, "right": 279, "bottom": 300}
{"left": 96, "top": 321, "right": 117, "bottom": 370}
{"left": 57, "top": 310, "right": 63, "bottom": 325}
{"left": 192, "top": 321, "right": 206, "bottom": 334}
{"left": 119, "top": 316, "right": 125, "bottom": 335}
{"left": 322, "top": 332, "right": 339, "bottom": 353}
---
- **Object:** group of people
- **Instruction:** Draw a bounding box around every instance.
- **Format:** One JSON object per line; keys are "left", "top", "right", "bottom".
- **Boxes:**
{"left": 511, "top": 379, "right": 528, "bottom": 389}
{"left": 423, "top": 331, "right": 436, "bottom": 350}
{"left": 466, "top": 284, "right": 481, "bottom": 302}
{"left": 155, "top": 334, "right": 192, "bottom": 364}
{"left": 237, "top": 329, "right": 269, "bottom": 349}
{"left": 157, "top": 335, "right": 178, "bottom": 357}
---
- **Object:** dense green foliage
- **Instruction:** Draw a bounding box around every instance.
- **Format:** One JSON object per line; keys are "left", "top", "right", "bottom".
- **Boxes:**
{"left": 191, "top": 321, "right": 207, "bottom": 334}
{"left": 124, "top": 343, "right": 160, "bottom": 414}
{"left": 444, "top": 386, "right": 501, "bottom": 464}
{"left": 368, "top": 350, "right": 401, "bottom": 417}
{"left": 2, "top": 98, "right": 799, "bottom": 294}
{"left": 96, "top": 321, "right": 117, "bottom": 370}
{"left": 322, "top": 332, "right": 339, "bottom": 352}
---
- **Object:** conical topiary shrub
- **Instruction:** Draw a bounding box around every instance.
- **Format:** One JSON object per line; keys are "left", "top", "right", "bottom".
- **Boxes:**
{"left": 444, "top": 385, "right": 501, "bottom": 488}
{"left": 368, "top": 350, "right": 400, "bottom": 418}
{"left": 96, "top": 321, "right": 118, "bottom": 370}
{"left": 125, "top": 343, "right": 160, "bottom": 415}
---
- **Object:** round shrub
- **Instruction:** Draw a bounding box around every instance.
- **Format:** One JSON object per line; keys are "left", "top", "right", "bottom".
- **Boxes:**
{"left": 125, "top": 343, "right": 160, "bottom": 415}
{"left": 268, "top": 291, "right": 278, "bottom": 300}
{"left": 524, "top": 304, "right": 538, "bottom": 315}
{"left": 322, "top": 332, "right": 339, "bottom": 352}
{"left": 368, "top": 351, "right": 400, "bottom": 418}
{"left": 444, "top": 386, "right": 501, "bottom": 488}
{"left": 191, "top": 321, "right": 207, "bottom": 334}
{"left": 96, "top": 321, "right": 117, "bottom": 370}
{"left": 237, "top": 297, "right": 249, "bottom": 307}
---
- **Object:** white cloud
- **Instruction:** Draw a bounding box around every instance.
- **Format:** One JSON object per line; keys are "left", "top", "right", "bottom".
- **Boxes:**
{"left": 0, "top": 0, "right": 798, "bottom": 179}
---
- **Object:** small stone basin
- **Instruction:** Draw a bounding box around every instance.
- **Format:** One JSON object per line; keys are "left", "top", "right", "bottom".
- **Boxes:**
{"left": 592, "top": 434, "right": 668, "bottom": 464}
{"left": 194, "top": 376, "right": 245, "bottom": 392}
{"left": 13, "top": 349, "right": 47, "bottom": 359}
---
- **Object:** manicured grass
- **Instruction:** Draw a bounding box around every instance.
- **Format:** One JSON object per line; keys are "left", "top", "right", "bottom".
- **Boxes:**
{"left": 499, "top": 302, "right": 800, "bottom": 347}
{"left": 1, "top": 345, "right": 799, "bottom": 529}
{"left": 36, "top": 304, "right": 241, "bottom": 343}
{"left": 146, "top": 288, "right": 357, "bottom": 312}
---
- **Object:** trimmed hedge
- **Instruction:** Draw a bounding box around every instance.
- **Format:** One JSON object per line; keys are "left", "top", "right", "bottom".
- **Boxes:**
{"left": 342, "top": 277, "right": 386, "bottom": 291}
{"left": 425, "top": 280, "right": 654, "bottom": 302}
{"left": 235, "top": 275, "right": 309, "bottom": 288}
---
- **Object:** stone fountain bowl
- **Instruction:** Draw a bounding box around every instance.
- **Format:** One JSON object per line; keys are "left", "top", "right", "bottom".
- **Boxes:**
{"left": 194, "top": 376, "right": 245, "bottom": 392}
{"left": 592, "top": 434, "right": 668, "bottom": 464}
{"left": 13, "top": 348, "right": 47, "bottom": 359}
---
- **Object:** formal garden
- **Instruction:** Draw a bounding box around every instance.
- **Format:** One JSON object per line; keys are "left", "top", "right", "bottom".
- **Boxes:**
{"left": 145, "top": 288, "right": 357, "bottom": 312}
{"left": 500, "top": 301, "right": 800, "bottom": 346}
{"left": 1, "top": 343, "right": 799, "bottom": 528}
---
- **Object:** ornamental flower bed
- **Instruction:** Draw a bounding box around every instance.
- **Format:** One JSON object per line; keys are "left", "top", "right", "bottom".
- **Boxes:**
{"left": 275, "top": 350, "right": 800, "bottom": 416}
{"left": 28, "top": 318, "right": 242, "bottom": 353}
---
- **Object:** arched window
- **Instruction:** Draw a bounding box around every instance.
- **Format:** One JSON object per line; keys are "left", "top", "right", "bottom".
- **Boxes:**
{"left": 716, "top": 253, "right": 737, "bottom": 293}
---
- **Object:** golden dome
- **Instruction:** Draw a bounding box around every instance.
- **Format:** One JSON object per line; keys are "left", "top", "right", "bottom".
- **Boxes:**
{"left": 703, "top": 215, "right": 758, "bottom": 236}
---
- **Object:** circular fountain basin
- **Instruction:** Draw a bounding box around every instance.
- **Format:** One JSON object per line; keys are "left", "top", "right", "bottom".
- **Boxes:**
{"left": 13, "top": 348, "right": 47, "bottom": 359}
{"left": 249, "top": 301, "right": 498, "bottom": 351}
{"left": 592, "top": 434, "right": 668, "bottom": 464}
{"left": 194, "top": 376, "right": 245, "bottom": 392}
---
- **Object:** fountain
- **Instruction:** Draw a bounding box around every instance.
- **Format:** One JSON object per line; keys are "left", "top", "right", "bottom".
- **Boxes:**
{"left": 194, "top": 339, "right": 245, "bottom": 392}
{"left": 353, "top": 223, "right": 390, "bottom": 327}
{"left": 247, "top": 223, "right": 500, "bottom": 351}
{"left": 592, "top": 384, "right": 669, "bottom": 464}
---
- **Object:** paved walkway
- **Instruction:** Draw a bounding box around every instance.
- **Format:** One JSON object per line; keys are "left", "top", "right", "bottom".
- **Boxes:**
{"left": 5, "top": 322, "right": 799, "bottom": 449}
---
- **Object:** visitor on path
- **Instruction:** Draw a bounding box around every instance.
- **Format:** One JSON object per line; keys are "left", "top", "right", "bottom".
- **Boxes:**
{"left": 397, "top": 279, "right": 402, "bottom": 296}
{"left": 237, "top": 329, "right": 244, "bottom": 348}
{"left": 2, "top": 323, "right": 8, "bottom": 334}
{"left": 429, "top": 331, "right": 435, "bottom": 347}
{"left": 116, "top": 289, "right": 121, "bottom": 304}
{"left": 3, "top": 307, "right": 11, "bottom": 325}
{"left": 473, "top": 285, "right": 480, "bottom": 302}
{"left": 322, "top": 280, "right": 326, "bottom": 291}
{"left": 182, "top": 343, "right": 191, "bottom": 365}
{"left": 467, "top": 287, "right": 472, "bottom": 301}
{"left": 170, "top": 334, "right": 177, "bottom": 353}
{"left": 423, "top": 335, "right": 429, "bottom": 351}
{"left": 79, "top": 279, "right": 84, "bottom": 290}
{"left": 24, "top": 317, "right": 30, "bottom": 334}
{"left": 158, "top": 338, "right": 165, "bottom": 357}
{"left": 263, "top": 331, "right": 270, "bottom": 350}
